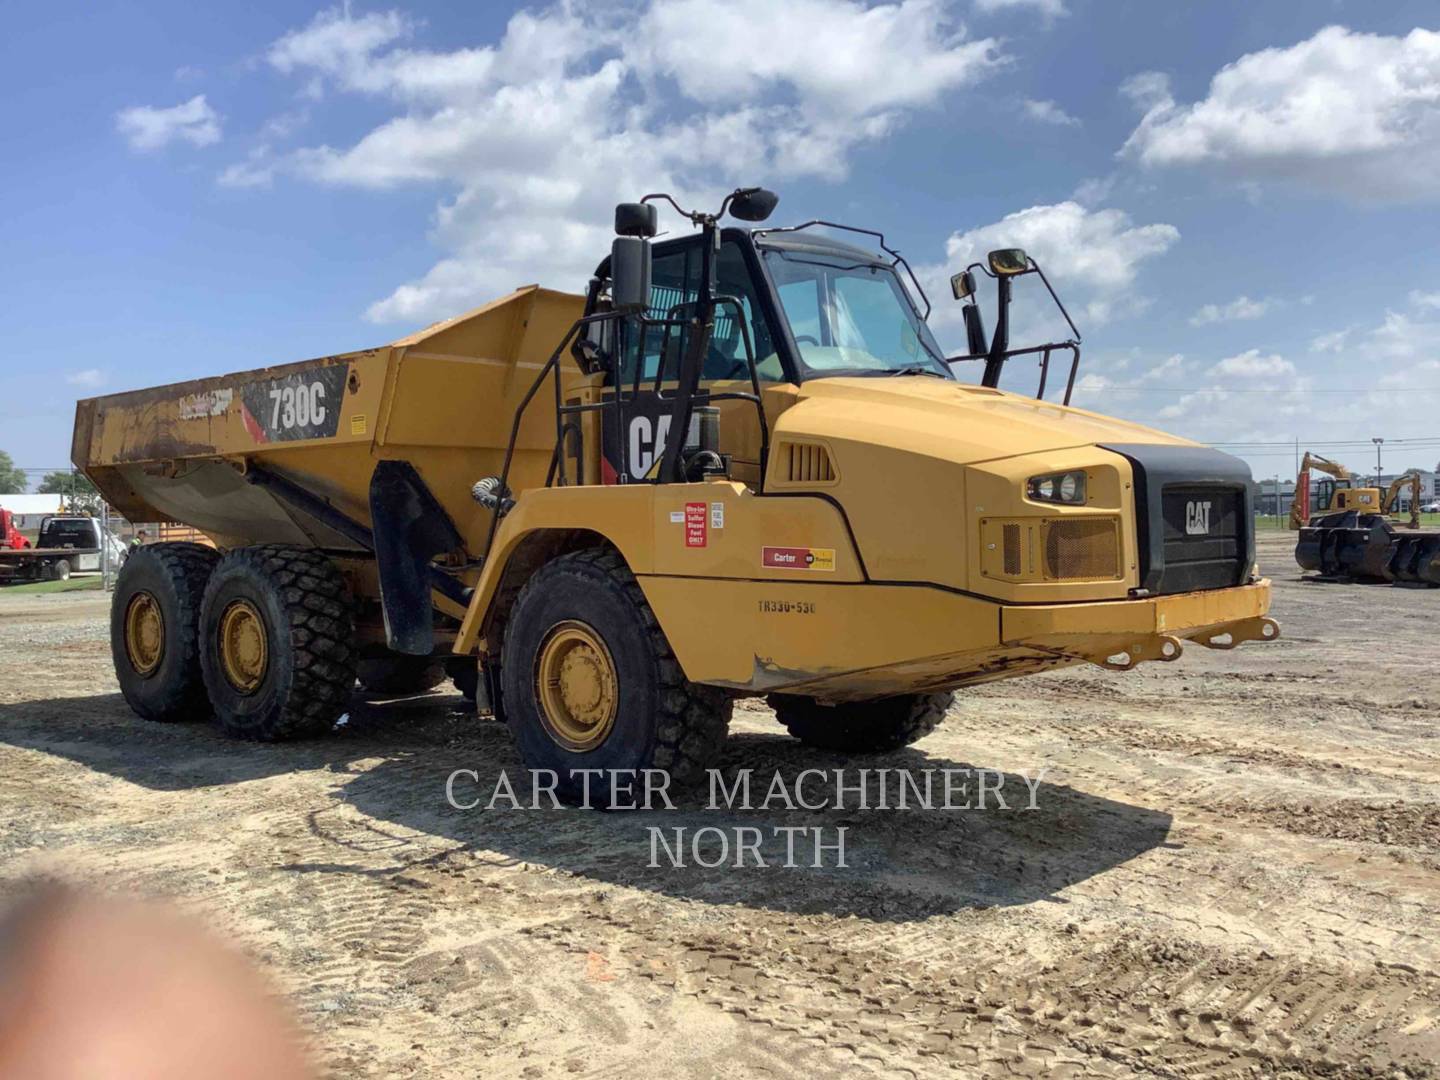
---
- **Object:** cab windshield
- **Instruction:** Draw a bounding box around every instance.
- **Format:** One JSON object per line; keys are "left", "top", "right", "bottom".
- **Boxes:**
{"left": 761, "top": 248, "right": 951, "bottom": 379}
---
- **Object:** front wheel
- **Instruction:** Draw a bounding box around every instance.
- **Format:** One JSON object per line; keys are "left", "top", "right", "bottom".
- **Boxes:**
{"left": 768, "top": 691, "right": 953, "bottom": 752}
{"left": 198, "top": 546, "right": 357, "bottom": 741}
{"left": 499, "top": 548, "right": 730, "bottom": 806}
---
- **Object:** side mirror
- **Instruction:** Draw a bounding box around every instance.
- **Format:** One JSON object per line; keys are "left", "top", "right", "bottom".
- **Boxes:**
{"left": 950, "top": 270, "right": 976, "bottom": 300}
{"left": 728, "top": 187, "right": 779, "bottom": 222}
{"left": 615, "top": 202, "right": 658, "bottom": 238}
{"left": 987, "top": 248, "right": 1030, "bottom": 276}
{"left": 611, "top": 236, "right": 652, "bottom": 312}
{"left": 963, "top": 303, "right": 988, "bottom": 357}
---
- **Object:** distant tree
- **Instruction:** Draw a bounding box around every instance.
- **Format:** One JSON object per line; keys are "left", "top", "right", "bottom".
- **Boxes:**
{"left": 37, "top": 470, "right": 100, "bottom": 513}
{"left": 0, "top": 451, "right": 26, "bottom": 494}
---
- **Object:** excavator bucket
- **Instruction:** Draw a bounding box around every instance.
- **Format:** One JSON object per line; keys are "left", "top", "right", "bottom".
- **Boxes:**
{"left": 1389, "top": 532, "right": 1440, "bottom": 586}
{"left": 1295, "top": 512, "right": 1397, "bottom": 581}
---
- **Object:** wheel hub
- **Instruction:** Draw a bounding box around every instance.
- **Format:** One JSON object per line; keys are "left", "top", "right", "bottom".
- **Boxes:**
{"left": 123, "top": 591, "right": 165, "bottom": 677}
{"left": 218, "top": 599, "right": 269, "bottom": 694}
{"left": 535, "top": 620, "right": 618, "bottom": 752}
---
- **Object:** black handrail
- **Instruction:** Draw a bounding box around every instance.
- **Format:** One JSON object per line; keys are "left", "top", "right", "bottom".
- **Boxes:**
{"left": 948, "top": 341, "right": 1081, "bottom": 405}
{"left": 480, "top": 299, "right": 771, "bottom": 566}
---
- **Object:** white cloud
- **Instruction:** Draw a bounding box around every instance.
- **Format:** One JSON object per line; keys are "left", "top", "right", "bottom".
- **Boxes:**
{"left": 218, "top": 149, "right": 277, "bottom": 189}
{"left": 1409, "top": 289, "right": 1440, "bottom": 310}
{"left": 267, "top": 7, "right": 412, "bottom": 85}
{"left": 973, "top": 0, "right": 1066, "bottom": 17}
{"left": 634, "top": 0, "right": 1001, "bottom": 118}
{"left": 1022, "top": 98, "right": 1079, "bottom": 126}
{"left": 65, "top": 369, "right": 107, "bottom": 389}
{"left": 116, "top": 94, "right": 222, "bottom": 151}
{"left": 1118, "top": 71, "right": 1171, "bottom": 111}
{"left": 1209, "top": 349, "right": 1294, "bottom": 378}
{"left": 241, "top": 0, "right": 1005, "bottom": 324}
{"left": 937, "top": 201, "right": 1178, "bottom": 329}
{"left": 1120, "top": 26, "right": 1440, "bottom": 201}
{"left": 1188, "top": 295, "right": 1272, "bottom": 326}
{"left": 1137, "top": 353, "right": 1184, "bottom": 381}
{"left": 1309, "top": 327, "right": 1351, "bottom": 353}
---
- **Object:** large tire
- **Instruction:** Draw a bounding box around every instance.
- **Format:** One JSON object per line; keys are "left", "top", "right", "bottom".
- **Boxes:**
{"left": 50, "top": 559, "right": 72, "bottom": 582}
{"left": 499, "top": 548, "right": 730, "bottom": 806}
{"left": 111, "top": 542, "right": 221, "bottom": 722}
{"left": 198, "top": 545, "right": 356, "bottom": 741}
{"left": 357, "top": 653, "right": 447, "bottom": 694}
{"left": 768, "top": 691, "right": 953, "bottom": 752}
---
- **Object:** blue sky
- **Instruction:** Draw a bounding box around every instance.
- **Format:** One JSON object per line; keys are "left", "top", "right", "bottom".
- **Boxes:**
{"left": 4, "top": 0, "right": 1440, "bottom": 485}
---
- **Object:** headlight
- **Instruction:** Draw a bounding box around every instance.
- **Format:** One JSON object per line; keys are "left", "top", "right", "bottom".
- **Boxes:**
{"left": 1027, "top": 470, "right": 1087, "bottom": 505}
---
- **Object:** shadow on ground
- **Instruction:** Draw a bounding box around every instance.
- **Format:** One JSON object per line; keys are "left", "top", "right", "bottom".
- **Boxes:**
{"left": 0, "top": 692, "right": 1172, "bottom": 920}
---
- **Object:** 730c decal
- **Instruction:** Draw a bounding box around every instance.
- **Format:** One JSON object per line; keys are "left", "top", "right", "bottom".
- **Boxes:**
{"left": 239, "top": 363, "right": 349, "bottom": 443}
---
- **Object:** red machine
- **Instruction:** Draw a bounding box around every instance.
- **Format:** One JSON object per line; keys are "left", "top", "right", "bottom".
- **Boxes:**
{"left": 0, "top": 507, "right": 32, "bottom": 550}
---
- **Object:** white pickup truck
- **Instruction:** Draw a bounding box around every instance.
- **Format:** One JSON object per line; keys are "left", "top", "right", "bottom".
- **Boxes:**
{"left": 0, "top": 516, "right": 127, "bottom": 583}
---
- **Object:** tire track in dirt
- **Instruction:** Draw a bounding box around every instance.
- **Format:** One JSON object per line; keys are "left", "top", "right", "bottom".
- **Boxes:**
{"left": 523, "top": 897, "right": 1440, "bottom": 1078}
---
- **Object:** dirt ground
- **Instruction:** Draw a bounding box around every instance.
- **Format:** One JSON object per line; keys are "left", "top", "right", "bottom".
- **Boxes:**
{"left": 1, "top": 532, "right": 1437, "bottom": 1078}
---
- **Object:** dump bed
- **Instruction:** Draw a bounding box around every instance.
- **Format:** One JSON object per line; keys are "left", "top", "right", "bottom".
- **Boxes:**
{"left": 73, "top": 287, "right": 586, "bottom": 553}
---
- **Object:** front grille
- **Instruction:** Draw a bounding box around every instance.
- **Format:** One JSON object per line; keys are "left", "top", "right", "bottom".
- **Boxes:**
{"left": 1002, "top": 523, "right": 1022, "bottom": 576}
{"left": 1158, "top": 485, "right": 1246, "bottom": 592}
{"left": 1042, "top": 518, "right": 1120, "bottom": 581}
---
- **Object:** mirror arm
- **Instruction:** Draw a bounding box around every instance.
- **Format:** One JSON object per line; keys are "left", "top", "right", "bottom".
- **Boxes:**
{"left": 982, "top": 275, "right": 1012, "bottom": 388}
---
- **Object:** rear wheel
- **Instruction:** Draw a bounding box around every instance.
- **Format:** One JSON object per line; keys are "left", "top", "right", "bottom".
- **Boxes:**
{"left": 49, "top": 559, "right": 72, "bottom": 582}
{"left": 500, "top": 548, "right": 730, "bottom": 806}
{"left": 111, "top": 543, "right": 220, "bottom": 722}
{"left": 356, "top": 653, "right": 447, "bottom": 694}
{"left": 768, "top": 691, "right": 953, "bottom": 752}
{"left": 198, "top": 545, "right": 356, "bottom": 741}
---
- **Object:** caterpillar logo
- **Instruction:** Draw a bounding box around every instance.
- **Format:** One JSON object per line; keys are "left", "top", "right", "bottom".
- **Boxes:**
{"left": 1185, "top": 500, "right": 1213, "bottom": 536}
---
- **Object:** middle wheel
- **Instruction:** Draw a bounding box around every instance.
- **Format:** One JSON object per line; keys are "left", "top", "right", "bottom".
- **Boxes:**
{"left": 499, "top": 548, "right": 731, "bottom": 806}
{"left": 198, "top": 545, "right": 357, "bottom": 741}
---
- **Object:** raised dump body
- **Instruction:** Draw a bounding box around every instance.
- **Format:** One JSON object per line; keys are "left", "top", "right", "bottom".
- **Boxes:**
{"left": 75, "top": 286, "right": 585, "bottom": 650}
{"left": 75, "top": 190, "right": 1281, "bottom": 806}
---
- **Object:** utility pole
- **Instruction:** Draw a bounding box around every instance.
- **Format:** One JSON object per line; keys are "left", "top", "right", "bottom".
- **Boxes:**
{"left": 1372, "top": 437, "right": 1384, "bottom": 488}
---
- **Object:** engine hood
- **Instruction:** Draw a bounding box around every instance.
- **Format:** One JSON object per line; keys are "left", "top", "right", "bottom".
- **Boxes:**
{"left": 778, "top": 377, "right": 1195, "bottom": 464}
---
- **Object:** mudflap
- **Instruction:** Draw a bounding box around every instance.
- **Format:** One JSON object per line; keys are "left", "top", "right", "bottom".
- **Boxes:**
{"left": 369, "top": 460, "right": 464, "bottom": 655}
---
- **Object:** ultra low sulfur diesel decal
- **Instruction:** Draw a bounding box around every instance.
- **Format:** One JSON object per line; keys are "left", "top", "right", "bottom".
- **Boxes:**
{"left": 239, "top": 363, "right": 349, "bottom": 443}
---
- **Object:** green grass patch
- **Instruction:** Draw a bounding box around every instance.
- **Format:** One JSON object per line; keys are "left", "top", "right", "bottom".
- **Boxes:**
{"left": 1255, "top": 512, "right": 1440, "bottom": 532}
{"left": 0, "top": 576, "right": 105, "bottom": 595}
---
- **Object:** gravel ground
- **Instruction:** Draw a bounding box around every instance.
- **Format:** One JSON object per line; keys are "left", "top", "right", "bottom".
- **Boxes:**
{"left": 0, "top": 532, "right": 1437, "bottom": 1077}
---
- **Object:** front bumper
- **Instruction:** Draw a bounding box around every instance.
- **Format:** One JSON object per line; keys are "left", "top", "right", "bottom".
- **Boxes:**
{"left": 640, "top": 575, "right": 1278, "bottom": 702}
{"left": 1001, "top": 579, "right": 1277, "bottom": 671}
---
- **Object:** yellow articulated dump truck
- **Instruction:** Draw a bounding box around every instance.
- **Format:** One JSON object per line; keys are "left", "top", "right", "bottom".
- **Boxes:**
{"left": 75, "top": 186, "right": 1278, "bottom": 803}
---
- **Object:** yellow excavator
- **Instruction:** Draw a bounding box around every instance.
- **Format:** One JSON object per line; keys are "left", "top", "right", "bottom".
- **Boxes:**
{"left": 1293, "top": 452, "right": 1436, "bottom": 583}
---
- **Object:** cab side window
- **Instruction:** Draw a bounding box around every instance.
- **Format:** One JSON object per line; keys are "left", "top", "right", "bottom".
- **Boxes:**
{"left": 615, "top": 241, "right": 783, "bottom": 386}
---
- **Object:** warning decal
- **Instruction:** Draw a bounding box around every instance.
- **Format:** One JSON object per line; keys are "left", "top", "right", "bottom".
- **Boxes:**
{"left": 762, "top": 546, "right": 835, "bottom": 572}
{"left": 684, "top": 502, "right": 708, "bottom": 548}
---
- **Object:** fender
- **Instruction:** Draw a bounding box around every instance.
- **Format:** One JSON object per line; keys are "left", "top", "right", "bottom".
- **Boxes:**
{"left": 453, "top": 482, "right": 864, "bottom": 657}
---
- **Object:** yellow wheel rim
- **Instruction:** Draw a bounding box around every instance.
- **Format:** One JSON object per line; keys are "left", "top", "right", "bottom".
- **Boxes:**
{"left": 534, "top": 620, "right": 618, "bottom": 752}
{"left": 218, "top": 599, "right": 269, "bottom": 694}
{"left": 123, "top": 591, "right": 165, "bottom": 677}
